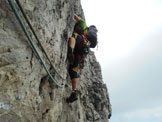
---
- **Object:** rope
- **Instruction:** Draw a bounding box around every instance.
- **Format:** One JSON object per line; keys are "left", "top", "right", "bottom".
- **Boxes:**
{"left": 8, "top": 0, "right": 65, "bottom": 88}
{"left": 15, "top": 0, "right": 65, "bottom": 80}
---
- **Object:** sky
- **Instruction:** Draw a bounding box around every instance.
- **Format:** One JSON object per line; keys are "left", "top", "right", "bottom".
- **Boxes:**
{"left": 81, "top": 0, "right": 162, "bottom": 122}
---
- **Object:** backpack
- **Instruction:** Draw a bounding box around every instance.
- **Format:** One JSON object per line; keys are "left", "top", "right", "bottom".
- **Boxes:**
{"left": 74, "top": 22, "right": 87, "bottom": 35}
{"left": 74, "top": 23, "right": 98, "bottom": 48}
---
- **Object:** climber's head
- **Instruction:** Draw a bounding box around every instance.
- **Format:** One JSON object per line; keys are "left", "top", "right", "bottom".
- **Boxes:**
{"left": 87, "top": 25, "right": 98, "bottom": 48}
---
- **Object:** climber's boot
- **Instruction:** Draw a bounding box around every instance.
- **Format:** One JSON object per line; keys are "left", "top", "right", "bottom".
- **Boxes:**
{"left": 67, "top": 46, "right": 74, "bottom": 63}
{"left": 66, "top": 89, "right": 80, "bottom": 103}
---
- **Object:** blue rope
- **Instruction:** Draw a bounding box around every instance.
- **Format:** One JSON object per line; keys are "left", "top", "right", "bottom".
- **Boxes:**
{"left": 15, "top": 0, "right": 65, "bottom": 81}
{"left": 8, "top": 0, "right": 65, "bottom": 88}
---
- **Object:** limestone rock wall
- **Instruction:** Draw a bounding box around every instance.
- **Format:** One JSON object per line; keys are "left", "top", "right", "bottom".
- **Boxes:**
{"left": 0, "top": 0, "right": 111, "bottom": 122}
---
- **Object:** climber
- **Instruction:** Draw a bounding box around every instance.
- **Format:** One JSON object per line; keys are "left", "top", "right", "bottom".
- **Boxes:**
{"left": 66, "top": 14, "right": 98, "bottom": 103}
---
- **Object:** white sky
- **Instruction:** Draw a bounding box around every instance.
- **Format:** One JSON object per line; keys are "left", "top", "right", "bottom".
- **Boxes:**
{"left": 81, "top": 0, "right": 162, "bottom": 122}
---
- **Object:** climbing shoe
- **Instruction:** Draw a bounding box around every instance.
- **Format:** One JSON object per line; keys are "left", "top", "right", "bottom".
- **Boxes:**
{"left": 67, "top": 46, "right": 74, "bottom": 63}
{"left": 66, "top": 89, "right": 80, "bottom": 103}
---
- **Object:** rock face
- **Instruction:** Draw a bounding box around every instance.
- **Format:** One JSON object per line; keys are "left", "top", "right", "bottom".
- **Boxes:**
{"left": 0, "top": 0, "right": 111, "bottom": 122}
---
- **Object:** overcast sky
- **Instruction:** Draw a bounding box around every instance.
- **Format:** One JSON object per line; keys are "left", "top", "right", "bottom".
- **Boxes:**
{"left": 81, "top": 0, "right": 162, "bottom": 122}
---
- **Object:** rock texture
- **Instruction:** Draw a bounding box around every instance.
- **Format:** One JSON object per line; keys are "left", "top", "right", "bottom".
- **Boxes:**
{"left": 0, "top": 0, "right": 111, "bottom": 122}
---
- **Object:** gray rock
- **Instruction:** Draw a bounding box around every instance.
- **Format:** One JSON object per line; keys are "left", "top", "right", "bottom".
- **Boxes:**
{"left": 0, "top": 0, "right": 112, "bottom": 122}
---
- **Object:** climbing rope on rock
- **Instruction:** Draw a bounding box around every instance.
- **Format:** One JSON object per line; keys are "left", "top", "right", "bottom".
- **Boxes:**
{"left": 15, "top": 0, "right": 65, "bottom": 81}
{"left": 8, "top": 0, "right": 65, "bottom": 88}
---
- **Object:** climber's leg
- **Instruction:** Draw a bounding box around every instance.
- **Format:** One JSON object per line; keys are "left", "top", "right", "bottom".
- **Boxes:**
{"left": 69, "top": 37, "right": 76, "bottom": 49}
{"left": 67, "top": 37, "right": 76, "bottom": 63}
{"left": 72, "top": 78, "right": 78, "bottom": 90}
{"left": 69, "top": 66, "right": 79, "bottom": 90}
{"left": 67, "top": 65, "right": 80, "bottom": 103}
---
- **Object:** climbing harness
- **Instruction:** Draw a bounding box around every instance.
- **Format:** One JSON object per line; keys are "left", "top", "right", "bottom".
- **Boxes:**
{"left": 8, "top": 0, "right": 65, "bottom": 88}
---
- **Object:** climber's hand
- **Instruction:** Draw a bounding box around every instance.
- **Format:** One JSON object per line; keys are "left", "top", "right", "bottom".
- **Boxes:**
{"left": 74, "top": 14, "right": 80, "bottom": 21}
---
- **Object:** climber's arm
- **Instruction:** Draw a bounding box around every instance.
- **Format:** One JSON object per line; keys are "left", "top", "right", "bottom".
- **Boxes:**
{"left": 74, "top": 14, "right": 88, "bottom": 30}
{"left": 74, "top": 14, "right": 81, "bottom": 22}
